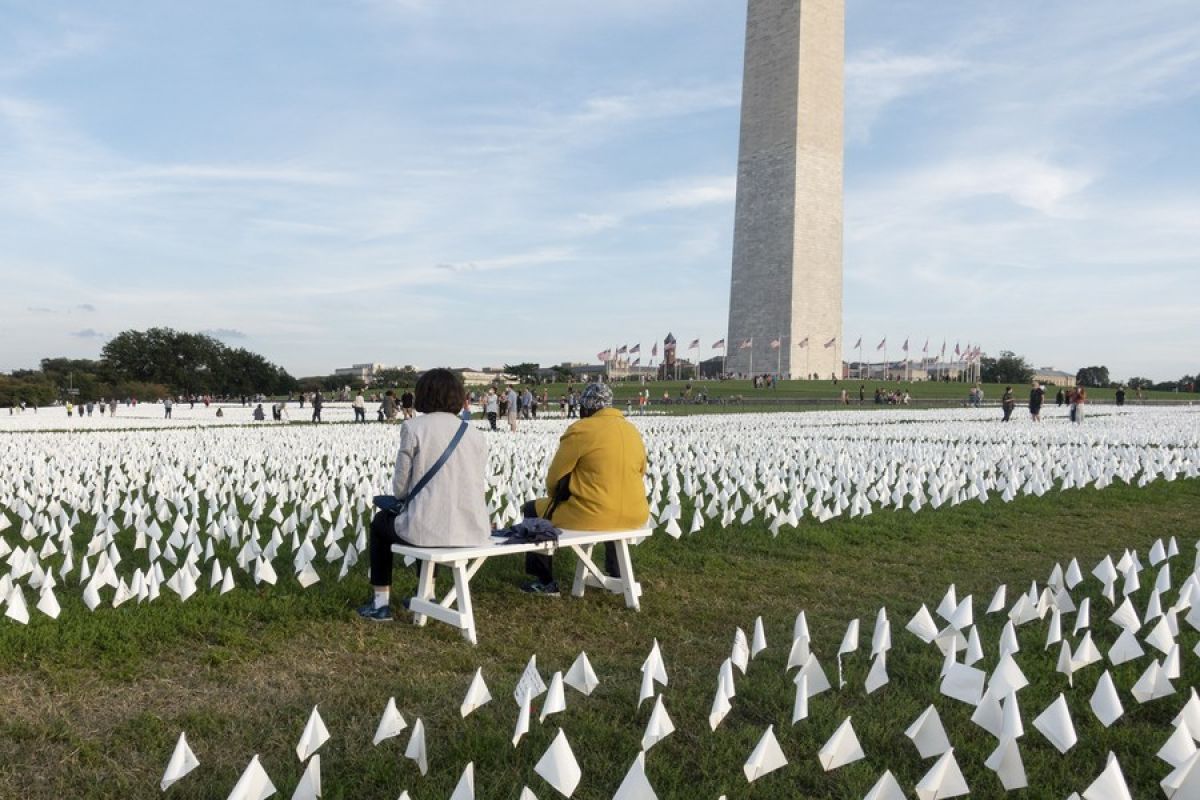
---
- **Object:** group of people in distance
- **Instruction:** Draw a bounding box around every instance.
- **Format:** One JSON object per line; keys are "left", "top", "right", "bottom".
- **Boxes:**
{"left": 997, "top": 381, "right": 1090, "bottom": 423}
{"left": 358, "top": 369, "right": 649, "bottom": 621}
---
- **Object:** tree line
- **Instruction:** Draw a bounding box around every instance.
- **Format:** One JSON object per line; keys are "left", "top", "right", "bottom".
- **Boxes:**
{"left": 0, "top": 328, "right": 296, "bottom": 406}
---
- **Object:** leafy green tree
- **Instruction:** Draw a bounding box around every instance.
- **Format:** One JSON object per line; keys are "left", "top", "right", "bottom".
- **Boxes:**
{"left": 503, "top": 363, "right": 540, "bottom": 384}
{"left": 979, "top": 351, "right": 1034, "bottom": 385}
{"left": 1075, "top": 366, "right": 1110, "bottom": 387}
{"left": 0, "top": 374, "right": 57, "bottom": 406}
{"left": 101, "top": 327, "right": 291, "bottom": 396}
{"left": 550, "top": 364, "right": 575, "bottom": 383}
{"left": 373, "top": 366, "right": 418, "bottom": 388}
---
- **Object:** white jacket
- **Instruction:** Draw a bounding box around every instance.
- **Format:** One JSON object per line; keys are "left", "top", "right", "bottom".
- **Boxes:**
{"left": 391, "top": 412, "right": 491, "bottom": 547}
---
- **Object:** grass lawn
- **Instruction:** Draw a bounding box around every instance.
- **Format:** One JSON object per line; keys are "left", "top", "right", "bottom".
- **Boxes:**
{"left": 0, "top": 473, "right": 1197, "bottom": 798}
{"left": 532, "top": 379, "right": 1193, "bottom": 409}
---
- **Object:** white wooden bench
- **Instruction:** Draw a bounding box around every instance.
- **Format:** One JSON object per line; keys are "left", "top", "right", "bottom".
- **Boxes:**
{"left": 392, "top": 528, "right": 651, "bottom": 645}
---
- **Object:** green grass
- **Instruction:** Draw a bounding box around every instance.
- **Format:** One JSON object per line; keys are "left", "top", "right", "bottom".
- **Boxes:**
{"left": 551, "top": 379, "right": 1193, "bottom": 408}
{"left": 0, "top": 475, "right": 1197, "bottom": 798}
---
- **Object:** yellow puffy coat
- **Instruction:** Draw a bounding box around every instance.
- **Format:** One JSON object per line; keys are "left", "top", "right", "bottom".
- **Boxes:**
{"left": 534, "top": 408, "right": 649, "bottom": 530}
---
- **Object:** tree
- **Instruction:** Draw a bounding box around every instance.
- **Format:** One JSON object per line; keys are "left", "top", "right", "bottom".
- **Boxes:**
{"left": 550, "top": 364, "right": 575, "bottom": 383}
{"left": 374, "top": 366, "right": 418, "bottom": 388}
{"left": 100, "top": 327, "right": 292, "bottom": 396}
{"left": 1076, "top": 366, "right": 1110, "bottom": 387}
{"left": 504, "top": 363, "right": 540, "bottom": 384}
{"left": 979, "top": 351, "right": 1034, "bottom": 385}
{"left": 1126, "top": 377, "right": 1154, "bottom": 390}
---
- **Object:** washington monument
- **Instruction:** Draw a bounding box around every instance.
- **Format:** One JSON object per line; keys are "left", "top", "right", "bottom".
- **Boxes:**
{"left": 726, "top": 0, "right": 844, "bottom": 379}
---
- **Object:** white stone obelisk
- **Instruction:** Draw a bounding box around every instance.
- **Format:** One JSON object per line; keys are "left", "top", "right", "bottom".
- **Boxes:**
{"left": 726, "top": 0, "right": 844, "bottom": 380}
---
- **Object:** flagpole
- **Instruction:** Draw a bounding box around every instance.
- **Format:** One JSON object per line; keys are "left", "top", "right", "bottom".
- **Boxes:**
{"left": 858, "top": 340, "right": 863, "bottom": 381}
{"left": 776, "top": 332, "right": 782, "bottom": 379}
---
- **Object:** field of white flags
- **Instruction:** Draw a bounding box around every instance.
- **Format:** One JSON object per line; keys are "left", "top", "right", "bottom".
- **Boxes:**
{"left": 147, "top": 536, "right": 1200, "bottom": 797}
{"left": 1, "top": 405, "right": 1199, "bottom": 798}
{"left": 0, "top": 406, "right": 1197, "bottom": 622}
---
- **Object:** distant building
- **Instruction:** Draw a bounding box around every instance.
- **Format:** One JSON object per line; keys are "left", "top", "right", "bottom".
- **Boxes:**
{"left": 334, "top": 363, "right": 386, "bottom": 384}
{"left": 1032, "top": 367, "right": 1076, "bottom": 388}
{"left": 848, "top": 361, "right": 943, "bottom": 381}
{"left": 453, "top": 367, "right": 517, "bottom": 386}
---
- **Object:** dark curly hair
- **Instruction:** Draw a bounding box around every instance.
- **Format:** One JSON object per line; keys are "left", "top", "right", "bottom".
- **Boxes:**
{"left": 414, "top": 368, "right": 466, "bottom": 414}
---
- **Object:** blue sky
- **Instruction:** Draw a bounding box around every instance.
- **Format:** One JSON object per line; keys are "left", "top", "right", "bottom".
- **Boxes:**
{"left": 1, "top": 1, "right": 1197, "bottom": 381}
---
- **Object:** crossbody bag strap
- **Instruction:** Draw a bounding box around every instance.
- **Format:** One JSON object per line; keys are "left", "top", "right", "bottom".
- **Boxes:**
{"left": 402, "top": 420, "right": 469, "bottom": 506}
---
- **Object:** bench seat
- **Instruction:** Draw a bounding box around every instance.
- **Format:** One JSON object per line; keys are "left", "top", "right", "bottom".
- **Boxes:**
{"left": 392, "top": 528, "right": 651, "bottom": 644}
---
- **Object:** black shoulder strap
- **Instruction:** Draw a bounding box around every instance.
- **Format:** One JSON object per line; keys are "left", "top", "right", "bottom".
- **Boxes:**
{"left": 402, "top": 420, "right": 469, "bottom": 505}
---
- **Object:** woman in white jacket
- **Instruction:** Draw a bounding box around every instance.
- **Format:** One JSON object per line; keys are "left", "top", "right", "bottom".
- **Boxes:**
{"left": 358, "top": 369, "right": 491, "bottom": 621}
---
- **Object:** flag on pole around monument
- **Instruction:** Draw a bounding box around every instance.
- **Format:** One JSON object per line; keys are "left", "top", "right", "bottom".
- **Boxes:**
{"left": 940, "top": 341, "right": 946, "bottom": 357}
{"left": 712, "top": 339, "right": 725, "bottom": 350}
{"left": 739, "top": 339, "right": 753, "bottom": 350}
{"left": 954, "top": 342, "right": 961, "bottom": 356}
{"left": 616, "top": 345, "right": 628, "bottom": 355}
{"left": 652, "top": 342, "right": 658, "bottom": 357}
{"left": 770, "top": 339, "right": 781, "bottom": 350}
{"left": 690, "top": 339, "right": 700, "bottom": 349}
{"left": 629, "top": 344, "right": 640, "bottom": 354}
{"left": 597, "top": 350, "right": 611, "bottom": 362}
{"left": 797, "top": 337, "right": 809, "bottom": 348}
{"left": 901, "top": 339, "right": 909, "bottom": 352}
{"left": 877, "top": 338, "right": 886, "bottom": 351}
{"left": 922, "top": 339, "right": 929, "bottom": 353}
{"left": 853, "top": 337, "right": 862, "bottom": 349}
{"left": 632, "top": 357, "right": 641, "bottom": 366}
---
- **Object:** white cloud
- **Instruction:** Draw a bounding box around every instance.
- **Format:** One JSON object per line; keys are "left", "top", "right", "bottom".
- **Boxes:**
{"left": 845, "top": 51, "right": 968, "bottom": 141}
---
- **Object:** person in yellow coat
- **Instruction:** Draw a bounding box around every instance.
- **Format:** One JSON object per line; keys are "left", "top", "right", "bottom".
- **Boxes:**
{"left": 521, "top": 381, "right": 650, "bottom": 595}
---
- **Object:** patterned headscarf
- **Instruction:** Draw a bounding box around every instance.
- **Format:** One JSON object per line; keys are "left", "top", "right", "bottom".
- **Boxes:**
{"left": 579, "top": 382, "right": 613, "bottom": 411}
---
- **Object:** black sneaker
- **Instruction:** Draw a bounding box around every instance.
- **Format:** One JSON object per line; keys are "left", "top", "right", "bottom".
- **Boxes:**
{"left": 356, "top": 602, "right": 393, "bottom": 622}
{"left": 520, "top": 580, "right": 560, "bottom": 596}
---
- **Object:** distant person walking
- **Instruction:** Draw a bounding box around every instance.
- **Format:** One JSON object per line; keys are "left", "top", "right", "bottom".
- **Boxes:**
{"left": 311, "top": 391, "right": 323, "bottom": 423}
{"left": 400, "top": 390, "right": 415, "bottom": 420}
{"left": 353, "top": 391, "right": 366, "bottom": 423}
{"left": 1115, "top": 387, "right": 1126, "bottom": 407}
{"left": 163, "top": 397, "right": 173, "bottom": 419}
{"left": 383, "top": 390, "right": 397, "bottom": 421}
{"left": 485, "top": 388, "right": 499, "bottom": 431}
{"left": 1029, "top": 382, "right": 1044, "bottom": 422}
{"left": 1056, "top": 388, "right": 1065, "bottom": 408}
{"left": 1001, "top": 387, "right": 1015, "bottom": 421}
{"left": 1069, "top": 386, "right": 1086, "bottom": 423}
{"left": 505, "top": 385, "right": 519, "bottom": 432}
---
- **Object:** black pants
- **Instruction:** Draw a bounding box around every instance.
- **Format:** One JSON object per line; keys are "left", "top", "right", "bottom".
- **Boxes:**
{"left": 487, "top": 412, "right": 497, "bottom": 430}
{"left": 367, "top": 510, "right": 431, "bottom": 587}
{"left": 354, "top": 407, "right": 365, "bottom": 422}
{"left": 312, "top": 408, "right": 321, "bottom": 422}
{"left": 522, "top": 501, "right": 620, "bottom": 584}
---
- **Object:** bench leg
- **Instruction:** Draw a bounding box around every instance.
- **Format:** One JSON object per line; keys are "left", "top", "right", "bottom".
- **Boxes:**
{"left": 613, "top": 540, "right": 641, "bottom": 611}
{"left": 439, "top": 557, "right": 487, "bottom": 609}
{"left": 451, "top": 561, "right": 477, "bottom": 645}
{"left": 569, "top": 542, "right": 640, "bottom": 601}
{"left": 571, "top": 545, "right": 594, "bottom": 598}
{"left": 411, "top": 560, "right": 436, "bottom": 627}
